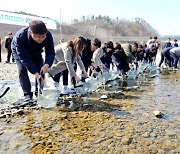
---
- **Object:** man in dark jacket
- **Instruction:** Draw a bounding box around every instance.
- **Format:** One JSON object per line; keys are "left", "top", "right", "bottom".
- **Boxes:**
{"left": 162, "top": 38, "right": 172, "bottom": 49}
{"left": 5, "top": 32, "right": 15, "bottom": 63}
{"left": 11, "top": 20, "right": 55, "bottom": 102}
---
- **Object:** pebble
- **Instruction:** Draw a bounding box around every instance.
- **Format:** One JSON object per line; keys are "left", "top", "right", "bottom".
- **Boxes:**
{"left": 142, "top": 132, "right": 149, "bottom": 137}
{"left": 121, "top": 137, "right": 132, "bottom": 145}
{"left": 100, "top": 94, "right": 108, "bottom": 99}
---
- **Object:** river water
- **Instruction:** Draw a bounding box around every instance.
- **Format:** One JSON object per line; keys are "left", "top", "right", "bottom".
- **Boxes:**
{"left": 0, "top": 70, "right": 179, "bottom": 153}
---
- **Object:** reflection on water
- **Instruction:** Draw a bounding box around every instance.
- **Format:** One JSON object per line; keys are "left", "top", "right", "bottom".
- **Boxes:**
{"left": 131, "top": 71, "right": 180, "bottom": 131}
{"left": 153, "top": 72, "right": 180, "bottom": 121}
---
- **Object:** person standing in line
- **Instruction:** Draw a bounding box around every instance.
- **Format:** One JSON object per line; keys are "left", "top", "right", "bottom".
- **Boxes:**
{"left": 146, "top": 36, "right": 158, "bottom": 48}
{"left": 173, "top": 39, "right": 179, "bottom": 47}
{"left": 5, "top": 32, "right": 15, "bottom": 63}
{"left": 162, "top": 38, "right": 172, "bottom": 49}
{"left": 146, "top": 36, "right": 152, "bottom": 46}
{"left": 11, "top": 20, "right": 55, "bottom": 102}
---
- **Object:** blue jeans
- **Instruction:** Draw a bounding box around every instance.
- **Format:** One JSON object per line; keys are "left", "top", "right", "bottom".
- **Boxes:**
{"left": 170, "top": 51, "right": 179, "bottom": 68}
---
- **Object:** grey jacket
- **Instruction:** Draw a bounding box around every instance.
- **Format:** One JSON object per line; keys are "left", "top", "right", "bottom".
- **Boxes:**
{"left": 92, "top": 48, "right": 104, "bottom": 66}
{"left": 49, "top": 43, "right": 85, "bottom": 77}
{"left": 170, "top": 47, "right": 180, "bottom": 57}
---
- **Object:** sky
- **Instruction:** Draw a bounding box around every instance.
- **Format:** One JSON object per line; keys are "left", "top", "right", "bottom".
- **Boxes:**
{"left": 0, "top": 0, "right": 180, "bottom": 36}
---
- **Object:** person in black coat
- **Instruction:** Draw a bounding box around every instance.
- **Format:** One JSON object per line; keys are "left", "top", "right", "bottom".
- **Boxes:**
{"left": 5, "top": 33, "right": 15, "bottom": 63}
{"left": 81, "top": 38, "right": 101, "bottom": 75}
{"left": 111, "top": 42, "right": 129, "bottom": 74}
{"left": 101, "top": 41, "right": 114, "bottom": 69}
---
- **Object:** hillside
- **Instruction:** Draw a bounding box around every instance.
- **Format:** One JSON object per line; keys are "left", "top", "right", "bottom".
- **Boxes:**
{"left": 0, "top": 11, "right": 159, "bottom": 45}
{"left": 71, "top": 18, "right": 159, "bottom": 42}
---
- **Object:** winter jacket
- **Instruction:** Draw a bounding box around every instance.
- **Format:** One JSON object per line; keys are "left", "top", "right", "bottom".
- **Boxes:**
{"left": 5, "top": 37, "right": 13, "bottom": 51}
{"left": 81, "top": 39, "right": 93, "bottom": 69}
{"left": 92, "top": 48, "right": 104, "bottom": 66}
{"left": 11, "top": 27, "right": 55, "bottom": 74}
{"left": 49, "top": 43, "right": 85, "bottom": 77}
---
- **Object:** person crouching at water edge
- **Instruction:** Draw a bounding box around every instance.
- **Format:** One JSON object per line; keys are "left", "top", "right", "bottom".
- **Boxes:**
{"left": 11, "top": 20, "right": 55, "bottom": 102}
{"left": 48, "top": 36, "right": 88, "bottom": 95}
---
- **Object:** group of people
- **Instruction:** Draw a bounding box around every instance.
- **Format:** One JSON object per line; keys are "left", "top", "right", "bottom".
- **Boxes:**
{"left": 158, "top": 37, "right": 180, "bottom": 70}
{"left": 2, "top": 19, "right": 179, "bottom": 103}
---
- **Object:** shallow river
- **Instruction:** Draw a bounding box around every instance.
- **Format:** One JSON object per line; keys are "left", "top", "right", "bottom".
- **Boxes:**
{"left": 0, "top": 71, "right": 179, "bottom": 153}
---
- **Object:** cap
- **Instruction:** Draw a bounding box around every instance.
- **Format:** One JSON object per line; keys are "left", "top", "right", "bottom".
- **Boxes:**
{"left": 8, "top": 32, "right": 12, "bottom": 35}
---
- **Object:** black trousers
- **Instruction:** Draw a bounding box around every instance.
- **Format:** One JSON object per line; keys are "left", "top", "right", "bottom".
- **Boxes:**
{"left": 7, "top": 49, "right": 15, "bottom": 62}
{"left": 51, "top": 69, "right": 68, "bottom": 85}
{"left": 16, "top": 55, "right": 43, "bottom": 96}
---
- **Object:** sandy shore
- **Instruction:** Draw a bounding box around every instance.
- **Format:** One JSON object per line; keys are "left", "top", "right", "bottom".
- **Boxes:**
{"left": 0, "top": 52, "right": 18, "bottom": 81}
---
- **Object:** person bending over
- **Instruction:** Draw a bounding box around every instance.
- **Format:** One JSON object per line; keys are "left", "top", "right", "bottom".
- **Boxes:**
{"left": 11, "top": 20, "right": 55, "bottom": 102}
{"left": 49, "top": 36, "right": 88, "bottom": 94}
